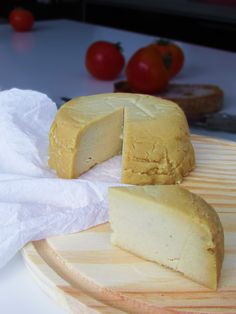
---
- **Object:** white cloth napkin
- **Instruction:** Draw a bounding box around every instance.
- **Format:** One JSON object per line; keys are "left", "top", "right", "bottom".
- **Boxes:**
{"left": 0, "top": 88, "right": 122, "bottom": 268}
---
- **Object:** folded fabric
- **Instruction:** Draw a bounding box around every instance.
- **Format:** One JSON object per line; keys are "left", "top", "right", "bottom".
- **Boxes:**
{"left": 0, "top": 88, "right": 121, "bottom": 268}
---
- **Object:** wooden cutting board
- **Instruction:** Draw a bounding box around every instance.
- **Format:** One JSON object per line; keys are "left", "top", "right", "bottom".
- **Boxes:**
{"left": 22, "top": 135, "right": 236, "bottom": 314}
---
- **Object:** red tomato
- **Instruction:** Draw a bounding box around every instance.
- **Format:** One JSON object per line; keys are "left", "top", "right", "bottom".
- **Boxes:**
{"left": 9, "top": 8, "right": 34, "bottom": 32}
{"left": 85, "top": 41, "right": 125, "bottom": 80}
{"left": 126, "top": 47, "right": 169, "bottom": 94}
{"left": 148, "top": 40, "right": 185, "bottom": 78}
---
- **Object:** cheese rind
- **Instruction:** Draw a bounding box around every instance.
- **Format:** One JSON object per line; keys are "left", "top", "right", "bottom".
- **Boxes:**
{"left": 49, "top": 93, "right": 195, "bottom": 184}
{"left": 108, "top": 185, "right": 224, "bottom": 289}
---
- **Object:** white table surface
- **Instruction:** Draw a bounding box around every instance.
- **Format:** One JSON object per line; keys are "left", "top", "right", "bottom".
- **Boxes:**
{"left": 0, "top": 19, "right": 236, "bottom": 314}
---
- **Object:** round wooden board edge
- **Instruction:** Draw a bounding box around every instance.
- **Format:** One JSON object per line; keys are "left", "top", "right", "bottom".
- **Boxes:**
{"left": 191, "top": 133, "right": 236, "bottom": 146}
{"left": 25, "top": 239, "right": 180, "bottom": 314}
{"left": 22, "top": 241, "right": 113, "bottom": 314}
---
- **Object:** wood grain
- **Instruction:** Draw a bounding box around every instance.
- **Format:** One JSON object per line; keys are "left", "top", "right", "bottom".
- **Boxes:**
{"left": 22, "top": 135, "right": 236, "bottom": 313}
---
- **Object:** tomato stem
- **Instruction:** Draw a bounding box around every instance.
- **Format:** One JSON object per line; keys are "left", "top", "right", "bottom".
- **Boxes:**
{"left": 114, "top": 42, "right": 123, "bottom": 53}
{"left": 156, "top": 39, "right": 171, "bottom": 46}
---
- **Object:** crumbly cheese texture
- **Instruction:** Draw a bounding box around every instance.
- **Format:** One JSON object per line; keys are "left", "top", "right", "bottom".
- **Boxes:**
{"left": 109, "top": 185, "right": 224, "bottom": 289}
{"left": 49, "top": 93, "right": 195, "bottom": 184}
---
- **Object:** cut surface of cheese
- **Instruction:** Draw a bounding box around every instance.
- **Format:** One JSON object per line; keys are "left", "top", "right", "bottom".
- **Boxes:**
{"left": 49, "top": 93, "right": 195, "bottom": 184}
{"left": 108, "top": 185, "right": 224, "bottom": 289}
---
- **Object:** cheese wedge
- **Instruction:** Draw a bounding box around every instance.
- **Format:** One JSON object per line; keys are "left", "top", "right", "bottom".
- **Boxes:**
{"left": 49, "top": 93, "right": 195, "bottom": 184}
{"left": 109, "top": 185, "right": 224, "bottom": 289}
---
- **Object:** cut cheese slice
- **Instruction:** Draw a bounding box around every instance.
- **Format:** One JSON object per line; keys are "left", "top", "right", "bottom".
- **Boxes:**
{"left": 49, "top": 93, "right": 195, "bottom": 184}
{"left": 108, "top": 185, "right": 224, "bottom": 289}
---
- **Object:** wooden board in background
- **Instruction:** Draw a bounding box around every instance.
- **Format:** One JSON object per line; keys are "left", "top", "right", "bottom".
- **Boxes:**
{"left": 22, "top": 135, "right": 236, "bottom": 313}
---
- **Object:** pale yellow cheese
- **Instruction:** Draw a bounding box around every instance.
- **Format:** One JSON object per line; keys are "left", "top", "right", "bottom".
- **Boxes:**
{"left": 49, "top": 93, "right": 195, "bottom": 184}
{"left": 108, "top": 185, "right": 224, "bottom": 289}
